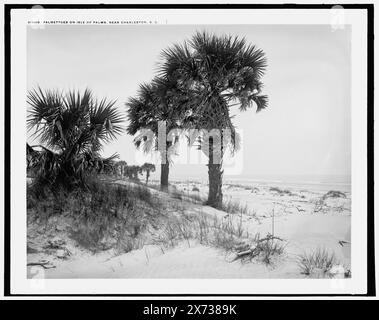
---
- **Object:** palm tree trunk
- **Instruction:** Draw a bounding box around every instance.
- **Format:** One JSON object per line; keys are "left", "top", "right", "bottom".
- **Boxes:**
{"left": 160, "top": 162, "right": 169, "bottom": 191}
{"left": 207, "top": 163, "right": 223, "bottom": 208}
{"left": 146, "top": 170, "right": 150, "bottom": 184}
{"left": 160, "top": 142, "right": 170, "bottom": 191}
{"left": 207, "top": 139, "right": 223, "bottom": 208}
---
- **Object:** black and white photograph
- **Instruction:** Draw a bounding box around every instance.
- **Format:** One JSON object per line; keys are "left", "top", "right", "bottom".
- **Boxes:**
{"left": 2, "top": 3, "right": 374, "bottom": 297}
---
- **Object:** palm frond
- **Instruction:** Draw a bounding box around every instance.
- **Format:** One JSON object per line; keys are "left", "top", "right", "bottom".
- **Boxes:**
{"left": 89, "top": 96, "right": 124, "bottom": 143}
{"left": 252, "top": 94, "right": 269, "bottom": 112}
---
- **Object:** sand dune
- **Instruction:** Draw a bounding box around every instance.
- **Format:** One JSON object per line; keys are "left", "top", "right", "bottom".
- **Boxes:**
{"left": 27, "top": 180, "right": 351, "bottom": 279}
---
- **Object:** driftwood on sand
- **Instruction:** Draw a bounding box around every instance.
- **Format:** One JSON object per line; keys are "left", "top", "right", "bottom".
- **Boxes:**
{"left": 232, "top": 235, "right": 284, "bottom": 262}
{"left": 27, "top": 260, "right": 56, "bottom": 269}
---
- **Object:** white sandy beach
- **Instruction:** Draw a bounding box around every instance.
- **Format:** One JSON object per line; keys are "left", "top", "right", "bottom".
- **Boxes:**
{"left": 27, "top": 178, "right": 351, "bottom": 279}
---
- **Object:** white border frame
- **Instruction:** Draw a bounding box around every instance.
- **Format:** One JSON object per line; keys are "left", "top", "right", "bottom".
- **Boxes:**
{"left": 9, "top": 8, "right": 368, "bottom": 295}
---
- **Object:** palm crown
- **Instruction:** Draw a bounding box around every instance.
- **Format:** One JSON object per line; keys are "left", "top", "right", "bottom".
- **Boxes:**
{"left": 27, "top": 87, "right": 123, "bottom": 188}
{"left": 28, "top": 88, "right": 123, "bottom": 153}
{"left": 126, "top": 76, "right": 188, "bottom": 157}
{"left": 159, "top": 31, "right": 268, "bottom": 133}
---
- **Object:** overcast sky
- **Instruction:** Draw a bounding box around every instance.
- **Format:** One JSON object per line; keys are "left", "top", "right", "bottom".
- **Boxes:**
{"left": 27, "top": 24, "right": 351, "bottom": 180}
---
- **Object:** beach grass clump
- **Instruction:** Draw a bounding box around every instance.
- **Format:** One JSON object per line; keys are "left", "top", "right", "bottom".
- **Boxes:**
{"left": 258, "top": 236, "right": 286, "bottom": 265}
{"left": 209, "top": 214, "right": 250, "bottom": 251}
{"left": 297, "top": 248, "right": 338, "bottom": 277}
{"left": 212, "top": 228, "right": 240, "bottom": 251}
{"left": 215, "top": 213, "right": 248, "bottom": 239}
{"left": 152, "top": 215, "right": 195, "bottom": 248}
{"left": 169, "top": 188, "right": 204, "bottom": 204}
{"left": 152, "top": 209, "right": 249, "bottom": 252}
{"left": 221, "top": 198, "right": 256, "bottom": 217}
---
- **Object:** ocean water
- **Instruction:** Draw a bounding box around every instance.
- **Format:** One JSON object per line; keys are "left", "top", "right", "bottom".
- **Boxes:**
{"left": 225, "top": 174, "right": 351, "bottom": 193}
{"left": 169, "top": 174, "right": 351, "bottom": 193}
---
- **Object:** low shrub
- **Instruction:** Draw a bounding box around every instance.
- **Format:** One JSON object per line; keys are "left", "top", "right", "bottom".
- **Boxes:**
{"left": 269, "top": 187, "right": 294, "bottom": 196}
{"left": 322, "top": 190, "right": 346, "bottom": 199}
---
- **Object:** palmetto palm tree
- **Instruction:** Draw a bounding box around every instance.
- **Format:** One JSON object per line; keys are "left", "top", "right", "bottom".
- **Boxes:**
{"left": 126, "top": 77, "right": 188, "bottom": 190}
{"left": 27, "top": 87, "right": 124, "bottom": 189}
{"left": 115, "top": 160, "right": 128, "bottom": 177}
{"left": 141, "top": 163, "right": 156, "bottom": 184}
{"left": 124, "top": 165, "right": 142, "bottom": 180}
{"left": 159, "top": 31, "right": 268, "bottom": 208}
{"left": 27, "top": 143, "right": 38, "bottom": 171}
